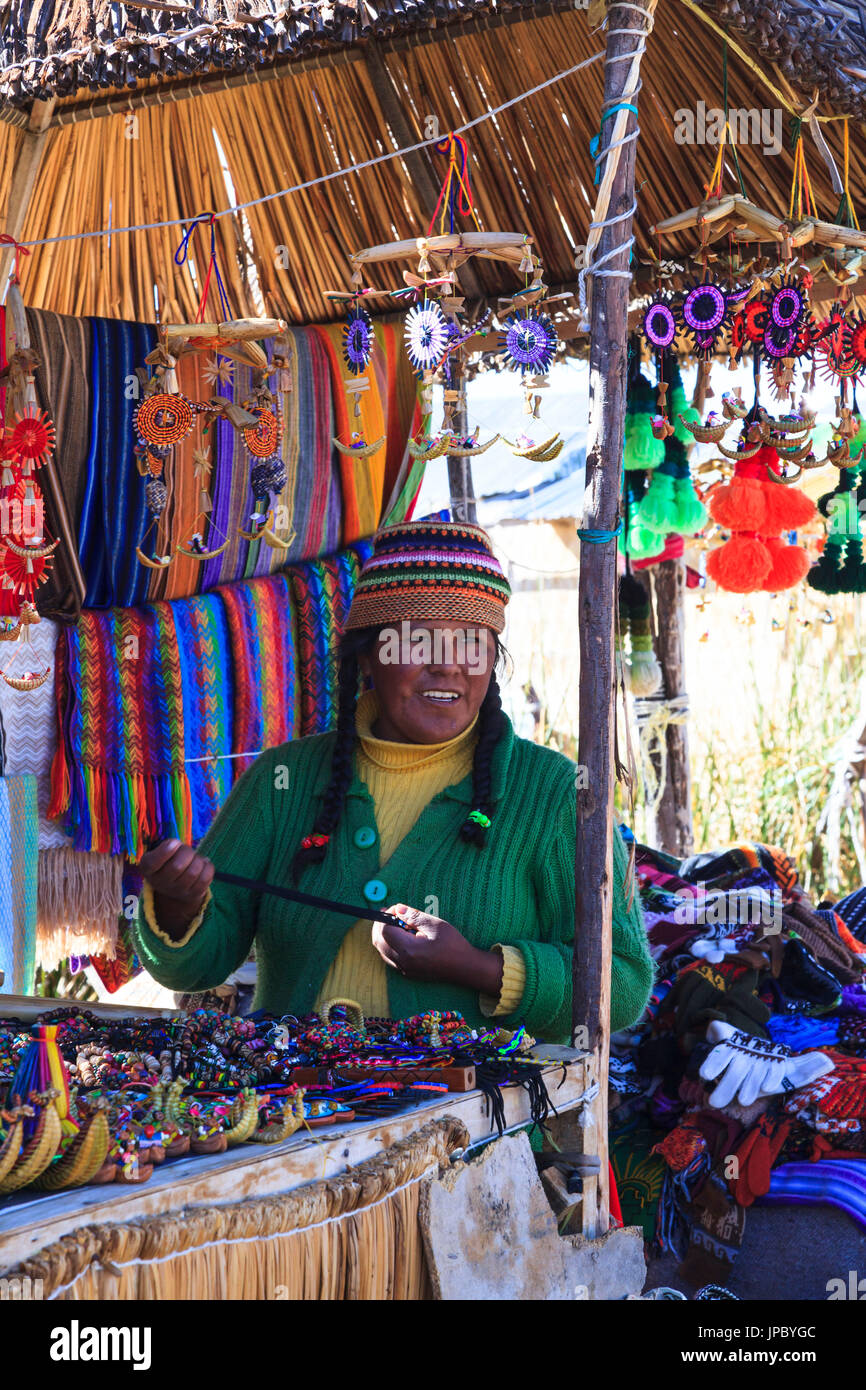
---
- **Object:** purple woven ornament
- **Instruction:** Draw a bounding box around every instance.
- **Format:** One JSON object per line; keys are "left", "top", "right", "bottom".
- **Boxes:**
{"left": 501, "top": 311, "right": 558, "bottom": 373}
{"left": 643, "top": 297, "right": 677, "bottom": 349}
{"left": 764, "top": 322, "right": 798, "bottom": 359}
{"left": 771, "top": 279, "right": 806, "bottom": 330}
{"left": 682, "top": 280, "right": 727, "bottom": 334}
{"left": 250, "top": 461, "right": 272, "bottom": 499}
{"left": 342, "top": 306, "right": 374, "bottom": 376}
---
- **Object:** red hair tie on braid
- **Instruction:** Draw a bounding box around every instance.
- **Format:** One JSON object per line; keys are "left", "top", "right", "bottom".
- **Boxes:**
{"left": 301, "top": 833, "right": 330, "bottom": 850}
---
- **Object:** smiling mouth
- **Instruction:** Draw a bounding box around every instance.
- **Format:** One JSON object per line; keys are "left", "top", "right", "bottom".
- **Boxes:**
{"left": 420, "top": 690, "right": 461, "bottom": 705}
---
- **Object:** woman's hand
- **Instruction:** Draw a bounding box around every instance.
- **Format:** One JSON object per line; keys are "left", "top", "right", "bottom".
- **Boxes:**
{"left": 372, "top": 903, "right": 504, "bottom": 995}
{"left": 138, "top": 838, "right": 215, "bottom": 940}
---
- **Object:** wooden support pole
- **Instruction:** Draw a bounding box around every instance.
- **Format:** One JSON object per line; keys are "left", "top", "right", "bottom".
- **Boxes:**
{"left": 0, "top": 99, "right": 56, "bottom": 290}
{"left": 573, "top": 0, "right": 655, "bottom": 1239}
{"left": 651, "top": 558, "right": 694, "bottom": 858}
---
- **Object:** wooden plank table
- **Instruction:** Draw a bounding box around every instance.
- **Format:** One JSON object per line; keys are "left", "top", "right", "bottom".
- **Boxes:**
{"left": 0, "top": 1058, "right": 589, "bottom": 1273}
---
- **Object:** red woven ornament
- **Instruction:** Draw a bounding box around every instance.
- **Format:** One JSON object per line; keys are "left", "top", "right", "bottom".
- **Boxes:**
{"left": 743, "top": 299, "right": 769, "bottom": 344}
{"left": 7, "top": 409, "right": 55, "bottom": 473}
{"left": 0, "top": 542, "right": 53, "bottom": 605}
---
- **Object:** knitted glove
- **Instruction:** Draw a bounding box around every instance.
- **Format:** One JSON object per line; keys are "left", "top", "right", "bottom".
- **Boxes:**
{"left": 666, "top": 960, "right": 771, "bottom": 1040}
{"left": 699, "top": 1020, "right": 836, "bottom": 1109}
{"left": 773, "top": 936, "right": 843, "bottom": 1014}
{"left": 690, "top": 936, "right": 739, "bottom": 964}
{"left": 784, "top": 902, "right": 865, "bottom": 983}
{"left": 810, "top": 1054, "right": 866, "bottom": 1120}
{"left": 728, "top": 1113, "right": 792, "bottom": 1206}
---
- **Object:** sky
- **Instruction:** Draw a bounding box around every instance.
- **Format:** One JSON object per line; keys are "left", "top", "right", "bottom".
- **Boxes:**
{"left": 414, "top": 355, "right": 843, "bottom": 528}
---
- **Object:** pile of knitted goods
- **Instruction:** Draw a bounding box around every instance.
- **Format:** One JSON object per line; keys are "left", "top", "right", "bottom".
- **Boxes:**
{"left": 610, "top": 834, "right": 866, "bottom": 1290}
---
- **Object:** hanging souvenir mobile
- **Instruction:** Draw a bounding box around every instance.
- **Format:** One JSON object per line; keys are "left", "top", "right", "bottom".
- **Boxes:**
{"left": 333, "top": 135, "right": 537, "bottom": 465}
{"left": 132, "top": 391, "right": 197, "bottom": 569}
{"left": 0, "top": 264, "right": 63, "bottom": 691}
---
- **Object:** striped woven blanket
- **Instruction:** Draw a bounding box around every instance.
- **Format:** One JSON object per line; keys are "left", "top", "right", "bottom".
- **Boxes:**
{"left": 78, "top": 317, "right": 159, "bottom": 608}
{"left": 289, "top": 543, "right": 372, "bottom": 735}
{"left": 50, "top": 545, "right": 370, "bottom": 857}
{"left": 0, "top": 775, "right": 38, "bottom": 993}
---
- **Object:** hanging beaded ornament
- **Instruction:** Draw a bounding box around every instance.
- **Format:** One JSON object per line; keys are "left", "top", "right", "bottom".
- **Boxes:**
{"left": 404, "top": 301, "right": 449, "bottom": 374}
{"left": 500, "top": 311, "right": 558, "bottom": 375}
{"left": 342, "top": 305, "right": 374, "bottom": 376}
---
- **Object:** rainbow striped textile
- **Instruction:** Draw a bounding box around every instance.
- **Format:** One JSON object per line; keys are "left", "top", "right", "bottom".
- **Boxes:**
{"left": 49, "top": 545, "right": 370, "bottom": 858}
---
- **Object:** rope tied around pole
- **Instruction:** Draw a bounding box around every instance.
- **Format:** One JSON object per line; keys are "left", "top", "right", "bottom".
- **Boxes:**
{"left": 633, "top": 692, "right": 690, "bottom": 817}
{"left": 577, "top": 0, "right": 656, "bottom": 329}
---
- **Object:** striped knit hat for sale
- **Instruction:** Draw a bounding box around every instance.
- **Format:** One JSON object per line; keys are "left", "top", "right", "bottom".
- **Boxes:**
{"left": 345, "top": 519, "right": 511, "bottom": 633}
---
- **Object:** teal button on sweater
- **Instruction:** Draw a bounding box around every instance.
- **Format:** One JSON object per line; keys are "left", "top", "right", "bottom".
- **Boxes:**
{"left": 133, "top": 714, "right": 653, "bottom": 1041}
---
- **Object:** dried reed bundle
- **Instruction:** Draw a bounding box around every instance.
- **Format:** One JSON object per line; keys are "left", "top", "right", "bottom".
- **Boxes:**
{"left": 5, "top": 1116, "right": 468, "bottom": 1301}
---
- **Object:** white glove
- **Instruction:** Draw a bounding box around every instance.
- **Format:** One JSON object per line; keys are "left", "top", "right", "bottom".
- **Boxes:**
{"left": 699, "top": 1020, "right": 835, "bottom": 1109}
{"left": 690, "top": 936, "right": 738, "bottom": 963}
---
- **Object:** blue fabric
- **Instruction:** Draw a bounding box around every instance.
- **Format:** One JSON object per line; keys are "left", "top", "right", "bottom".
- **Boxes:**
{"left": 78, "top": 317, "right": 158, "bottom": 607}
{"left": 766, "top": 1014, "right": 840, "bottom": 1049}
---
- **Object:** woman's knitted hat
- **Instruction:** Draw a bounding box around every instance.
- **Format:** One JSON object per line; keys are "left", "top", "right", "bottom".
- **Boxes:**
{"left": 345, "top": 519, "right": 511, "bottom": 633}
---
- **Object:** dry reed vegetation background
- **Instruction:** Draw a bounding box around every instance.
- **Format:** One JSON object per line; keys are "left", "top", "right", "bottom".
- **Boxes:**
{"left": 494, "top": 522, "right": 866, "bottom": 899}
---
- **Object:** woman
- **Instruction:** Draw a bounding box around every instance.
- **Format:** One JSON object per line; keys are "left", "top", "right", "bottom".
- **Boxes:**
{"left": 135, "top": 520, "right": 653, "bottom": 1041}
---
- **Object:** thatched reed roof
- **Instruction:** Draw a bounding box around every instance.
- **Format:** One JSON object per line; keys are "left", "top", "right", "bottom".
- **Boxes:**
{"left": 2, "top": 1, "right": 865, "bottom": 116}
{"left": 0, "top": 1, "right": 863, "bottom": 328}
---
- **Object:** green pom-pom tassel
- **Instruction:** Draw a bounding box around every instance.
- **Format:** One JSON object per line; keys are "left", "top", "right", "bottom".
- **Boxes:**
{"left": 808, "top": 537, "right": 847, "bottom": 594}
{"left": 624, "top": 370, "right": 665, "bottom": 471}
{"left": 673, "top": 476, "right": 707, "bottom": 535}
{"left": 838, "top": 539, "right": 866, "bottom": 594}
{"left": 636, "top": 471, "right": 679, "bottom": 533}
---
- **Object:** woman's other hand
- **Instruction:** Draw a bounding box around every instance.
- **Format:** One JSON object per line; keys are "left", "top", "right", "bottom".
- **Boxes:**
{"left": 372, "top": 903, "right": 503, "bottom": 995}
{"left": 138, "top": 838, "right": 215, "bottom": 939}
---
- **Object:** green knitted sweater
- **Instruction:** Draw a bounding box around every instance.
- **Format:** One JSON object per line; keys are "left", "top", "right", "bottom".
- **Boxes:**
{"left": 133, "top": 714, "right": 653, "bottom": 1041}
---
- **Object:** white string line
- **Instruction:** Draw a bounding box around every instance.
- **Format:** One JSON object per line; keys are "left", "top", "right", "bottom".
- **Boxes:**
{"left": 47, "top": 1161, "right": 440, "bottom": 1299}
{"left": 18, "top": 51, "right": 604, "bottom": 251}
{"left": 183, "top": 750, "right": 263, "bottom": 763}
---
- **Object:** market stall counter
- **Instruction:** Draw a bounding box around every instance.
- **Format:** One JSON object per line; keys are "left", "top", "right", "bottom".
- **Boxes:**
{"left": 0, "top": 998, "right": 594, "bottom": 1300}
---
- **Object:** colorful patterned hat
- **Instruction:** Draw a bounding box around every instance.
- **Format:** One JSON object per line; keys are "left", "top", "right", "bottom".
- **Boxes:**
{"left": 345, "top": 519, "right": 511, "bottom": 633}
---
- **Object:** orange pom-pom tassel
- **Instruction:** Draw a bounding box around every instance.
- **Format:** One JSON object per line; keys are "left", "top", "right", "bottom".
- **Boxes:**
{"left": 706, "top": 535, "right": 773, "bottom": 592}
{"left": 759, "top": 478, "right": 816, "bottom": 534}
{"left": 760, "top": 536, "right": 811, "bottom": 591}
{"left": 709, "top": 475, "right": 768, "bottom": 532}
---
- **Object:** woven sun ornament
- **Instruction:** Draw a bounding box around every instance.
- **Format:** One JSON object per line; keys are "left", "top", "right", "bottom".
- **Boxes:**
{"left": 243, "top": 409, "right": 283, "bottom": 461}
{"left": 680, "top": 278, "right": 730, "bottom": 359}
{"left": 7, "top": 409, "right": 55, "bottom": 473}
{"left": 500, "top": 311, "right": 557, "bottom": 375}
{"left": 133, "top": 393, "right": 196, "bottom": 450}
{"left": 404, "top": 301, "right": 449, "bottom": 374}
{"left": 342, "top": 305, "right": 374, "bottom": 376}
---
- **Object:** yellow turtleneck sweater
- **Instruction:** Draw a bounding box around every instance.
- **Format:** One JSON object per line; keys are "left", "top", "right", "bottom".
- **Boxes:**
{"left": 313, "top": 689, "right": 525, "bottom": 1017}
